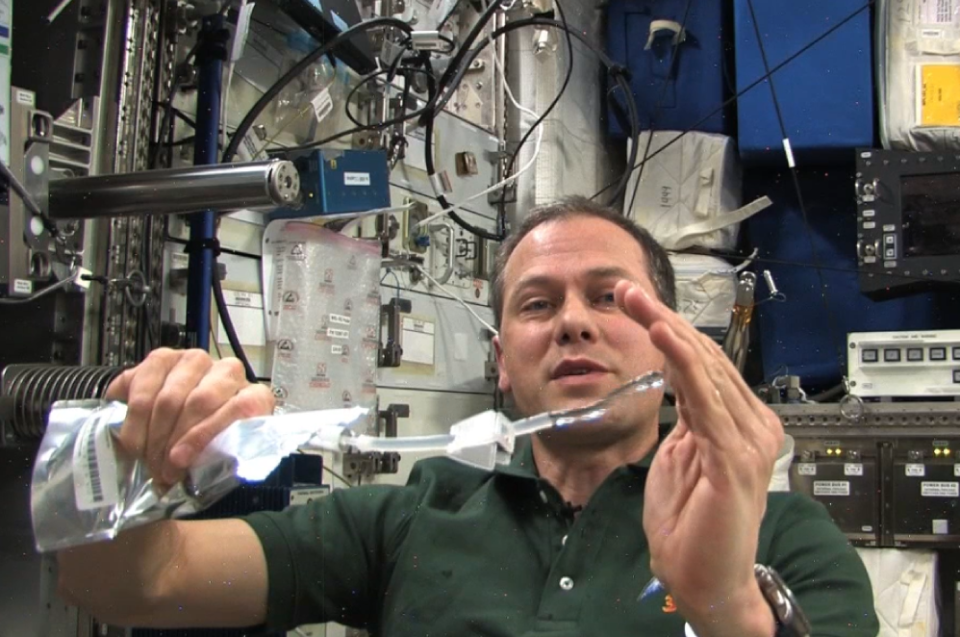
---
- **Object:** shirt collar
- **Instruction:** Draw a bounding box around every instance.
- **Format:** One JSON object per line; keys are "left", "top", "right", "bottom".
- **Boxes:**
{"left": 495, "top": 429, "right": 664, "bottom": 481}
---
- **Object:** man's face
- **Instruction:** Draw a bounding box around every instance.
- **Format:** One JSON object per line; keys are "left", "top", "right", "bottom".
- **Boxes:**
{"left": 493, "top": 216, "right": 666, "bottom": 432}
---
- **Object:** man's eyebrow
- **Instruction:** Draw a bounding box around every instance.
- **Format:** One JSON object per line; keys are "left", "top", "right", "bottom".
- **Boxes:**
{"left": 510, "top": 267, "right": 637, "bottom": 298}
{"left": 583, "top": 266, "right": 636, "bottom": 281}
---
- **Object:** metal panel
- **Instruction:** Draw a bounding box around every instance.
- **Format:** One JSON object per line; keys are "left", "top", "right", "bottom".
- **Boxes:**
{"left": 891, "top": 438, "right": 960, "bottom": 547}
{"left": 380, "top": 184, "right": 494, "bottom": 307}
{"left": 377, "top": 286, "right": 495, "bottom": 395}
{"left": 790, "top": 438, "right": 880, "bottom": 545}
{"left": 392, "top": 109, "right": 501, "bottom": 220}
{"left": 99, "top": 0, "right": 169, "bottom": 367}
{"left": 368, "top": 387, "right": 495, "bottom": 487}
{"left": 0, "top": 446, "right": 43, "bottom": 636}
{"left": 506, "top": 0, "right": 620, "bottom": 221}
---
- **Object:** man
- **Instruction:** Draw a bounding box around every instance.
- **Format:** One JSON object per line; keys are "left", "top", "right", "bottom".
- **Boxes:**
{"left": 57, "top": 196, "right": 878, "bottom": 636}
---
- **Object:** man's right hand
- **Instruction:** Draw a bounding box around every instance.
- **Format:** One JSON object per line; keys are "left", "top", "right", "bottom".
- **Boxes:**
{"left": 105, "top": 348, "right": 275, "bottom": 489}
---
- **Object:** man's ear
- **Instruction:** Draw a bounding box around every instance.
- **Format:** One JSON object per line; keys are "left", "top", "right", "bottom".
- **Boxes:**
{"left": 492, "top": 334, "right": 511, "bottom": 394}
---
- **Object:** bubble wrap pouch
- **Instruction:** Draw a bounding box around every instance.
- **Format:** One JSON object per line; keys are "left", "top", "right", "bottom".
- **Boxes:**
{"left": 269, "top": 222, "right": 382, "bottom": 414}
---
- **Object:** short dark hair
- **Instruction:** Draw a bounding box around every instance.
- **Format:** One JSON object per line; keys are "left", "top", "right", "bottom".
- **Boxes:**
{"left": 490, "top": 196, "right": 677, "bottom": 327}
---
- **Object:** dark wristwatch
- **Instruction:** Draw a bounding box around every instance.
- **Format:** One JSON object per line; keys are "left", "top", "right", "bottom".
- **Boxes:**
{"left": 754, "top": 564, "right": 812, "bottom": 637}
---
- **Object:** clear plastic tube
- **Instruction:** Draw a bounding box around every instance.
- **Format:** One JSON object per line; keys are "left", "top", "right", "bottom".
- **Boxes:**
{"left": 350, "top": 433, "right": 455, "bottom": 453}
{"left": 326, "top": 371, "right": 666, "bottom": 470}
{"left": 513, "top": 371, "right": 665, "bottom": 436}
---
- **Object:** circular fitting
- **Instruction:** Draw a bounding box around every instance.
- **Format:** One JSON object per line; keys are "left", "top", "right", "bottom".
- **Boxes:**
{"left": 268, "top": 160, "right": 301, "bottom": 206}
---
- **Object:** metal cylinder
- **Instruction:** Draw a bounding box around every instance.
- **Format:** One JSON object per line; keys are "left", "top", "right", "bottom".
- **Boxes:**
{"left": 0, "top": 365, "right": 123, "bottom": 440}
{"left": 47, "top": 160, "right": 301, "bottom": 219}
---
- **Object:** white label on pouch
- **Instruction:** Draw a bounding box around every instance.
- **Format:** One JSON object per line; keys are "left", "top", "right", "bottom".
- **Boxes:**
{"left": 73, "top": 416, "right": 120, "bottom": 510}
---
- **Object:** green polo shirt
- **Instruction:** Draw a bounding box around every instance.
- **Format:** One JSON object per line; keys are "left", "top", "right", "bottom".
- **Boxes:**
{"left": 243, "top": 441, "right": 879, "bottom": 636}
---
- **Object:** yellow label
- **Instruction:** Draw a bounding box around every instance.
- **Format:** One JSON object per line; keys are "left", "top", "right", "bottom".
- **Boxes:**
{"left": 920, "top": 64, "right": 960, "bottom": 126}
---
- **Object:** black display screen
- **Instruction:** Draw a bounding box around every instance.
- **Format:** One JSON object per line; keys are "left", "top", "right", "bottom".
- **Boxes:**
{"left": 902, "top": 173, "right": 960, "bottom": 257}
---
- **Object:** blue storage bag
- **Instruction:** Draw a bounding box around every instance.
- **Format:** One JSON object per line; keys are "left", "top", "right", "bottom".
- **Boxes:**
{"left": 605, "top": 0, "right": 733, "bottom": 138}
{"left": 742, "top": 168, "right": 959, "bottom": 388}
{"left": 734, "top": 0, "right": 875, "bottom": 165}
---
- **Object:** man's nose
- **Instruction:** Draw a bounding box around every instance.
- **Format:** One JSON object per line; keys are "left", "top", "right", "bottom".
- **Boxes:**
{"left": 555, "top": 295, "right": 598, "bottom": 344}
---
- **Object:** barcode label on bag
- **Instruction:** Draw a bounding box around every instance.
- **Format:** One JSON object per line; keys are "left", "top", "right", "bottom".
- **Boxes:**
{"left": 73, "top": 416, "right": 120, "bottom": 510}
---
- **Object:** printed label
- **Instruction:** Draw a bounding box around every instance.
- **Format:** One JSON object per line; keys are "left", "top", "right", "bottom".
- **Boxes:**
{"left": 906, "top": 463, "right": 926, "bottom": 477}
{"left": 242, "top": 133, "right": 259, "bottom": 158}
{"left": 813, "top": 481, "right": 850, "bottom": 497}
{"left": 797, "top": 463, "right": 817, "bottom": 476}
{"left": 919, "top": 64, "right": 960, "bottom": 126}
{"left": 344, "top": 172, "right": 371, "bottom": 187}
{"left": 919, "top": 0, "right": 956, "bottom": 24}
{"left": 329, "top": 313, "right": 351, "bottom": 326}
{"left": 311, "top": 87, "right": 334, "bottom": 123}
{"left": 332, "top": 344, "right": 345, "bottom": 355}
{"left": 289, "top": 487, "right": 331, "bottom": 506}
{"left": 954, "top": 464, "right": 960, "bottom": 476}
{"left": 844, "top": 463, "right": 864, "bottom": 476}
{"left": 933, "top": 519, "right": 950, "bottom": 534}
{"left": 327, "top": 327, "right": 350, "bottom": 340}
{"left": 921, "top": 481, "right": 959, "bottom": 497}
{"left": 13, "top": 279, "right": 32, "bottom": 294}
{"left": 15, "top": 89, "right": 34, "bottom": 105}
{"left": 73, "top": 416, "right": 120, "bottom": 511}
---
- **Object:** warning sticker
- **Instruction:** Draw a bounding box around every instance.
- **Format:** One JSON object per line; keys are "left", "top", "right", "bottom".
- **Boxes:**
{"left": 918, "top": 65, "right": 960, "bottom": 126}
{"left": 813, "top": 481, "right": 850, "bottom": 497}
{"left": 72, "top": 416, "right": 120, "bottom": 511}
{"left": 921, "top": 481, "right": 960, "bottom": 497}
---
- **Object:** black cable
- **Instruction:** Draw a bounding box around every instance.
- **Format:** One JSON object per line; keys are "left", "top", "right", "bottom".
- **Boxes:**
{"left": 222, "top": 17, "right": 413, "bottom": 163}
{"left": 589, "top": 0, "right": 876, "bottom": 202}
{"left": 624, "top": 0, "right": 694, "bottom": 216}
{"left": 742, "top": 0, "right": 844, "bottom": 377}
{"left": 342, "top": 65, "right": 433, "bottom": 130}
{"left": 421, "top": 13, "right": 639, "bottom": 238}
{"left": 497, "top": 1, "right": 574, "bottom": 233}
{"left": 422, "top": 63, "right": 504, "bottom": 241}
{"left": 212, "top": 267, "right": 257, "bottom": 382}
{"left": 422, "top": 0, "right": 504, "bottom": 122}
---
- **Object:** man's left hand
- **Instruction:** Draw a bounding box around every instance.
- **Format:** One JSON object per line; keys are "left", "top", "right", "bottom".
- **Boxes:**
{"left": 614, "top": 280, "right": 784, "bottom": 637}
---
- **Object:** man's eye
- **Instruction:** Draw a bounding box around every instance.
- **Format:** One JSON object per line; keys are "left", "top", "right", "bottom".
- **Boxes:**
{"left": 522, "top": 300, "right": 550, "bottom": 312}
{"left": 595, "top": 292, "right": 617, "bottom": 306}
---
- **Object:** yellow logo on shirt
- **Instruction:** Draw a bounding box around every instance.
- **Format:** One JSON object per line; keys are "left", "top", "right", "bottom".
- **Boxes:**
{"left": 662, "top": 594, "right": 677, "bottom": 613}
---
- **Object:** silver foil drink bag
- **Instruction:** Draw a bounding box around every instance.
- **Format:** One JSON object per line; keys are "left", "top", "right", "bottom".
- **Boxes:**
{"left": 32, "top": 399, "right": 368, "bottom": 552}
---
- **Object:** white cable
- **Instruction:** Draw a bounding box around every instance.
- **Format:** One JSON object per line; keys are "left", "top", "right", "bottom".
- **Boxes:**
{"left": 413, "top": 21, "right": 543, "bottom": 231}
{"left": 46, "top": 0, "right": 76, "bottom": 22}
{"left": 414, "top": 265, "right": 499, "bottom": 336}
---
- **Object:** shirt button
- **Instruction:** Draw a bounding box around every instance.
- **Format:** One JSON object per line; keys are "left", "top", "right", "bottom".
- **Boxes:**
{"left": 561, "top": 534, "right": 568, "bottom": 546}
{"left": 559, "top": 576, "right": 574, "bottom": 590}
